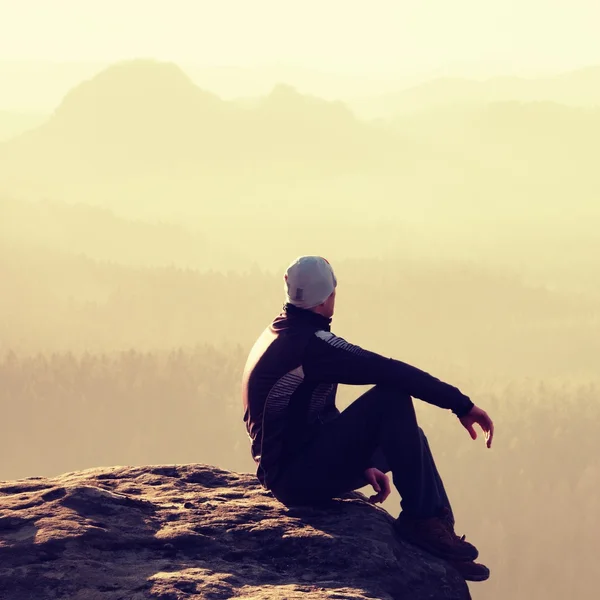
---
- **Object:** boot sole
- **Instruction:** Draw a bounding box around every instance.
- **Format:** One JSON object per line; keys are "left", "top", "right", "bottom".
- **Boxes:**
{"left": 445, "top": 561, "right": 490, "bottom": 582}
{"left": 463, "top": 572, "right": 490, "bottom": 582}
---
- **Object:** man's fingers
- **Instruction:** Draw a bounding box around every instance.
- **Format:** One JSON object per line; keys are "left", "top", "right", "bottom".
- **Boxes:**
{"left": 383, "top": 475, "right": 391, "bottom": 496}
{"left": 365, "top": 468, "right": 388, "bottom": 498}
{"left": 366, "top": 472, "right": 390, "bottom": 504}
{"left": 460, "top": 407, "right": 494, "bottom": 448}
{"left": 365, "top": 470, "right": 375, "bottom": 486}
{"left": 380, "top": 474, "right": 391, "bottom": 501}
{"left": 368, "top": 492, "right": 381, "bottom": 504}
{"left": 467, "top": 422, "right": 477, "bottom": 440}
{"left": 487, "top": 419, "right": 494, "bottom": 448}
{"left": 374, "top": 490, "right": 386, "bottom": 504}
{"left": 477, "top": 416, "right": 494, "bottom": 448}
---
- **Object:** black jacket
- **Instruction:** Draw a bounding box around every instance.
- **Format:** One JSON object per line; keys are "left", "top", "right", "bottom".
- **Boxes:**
{"left": 242, "top": 303, "right": 474, "bottom": 488}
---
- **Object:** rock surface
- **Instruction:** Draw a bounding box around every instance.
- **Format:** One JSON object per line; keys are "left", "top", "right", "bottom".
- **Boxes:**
{"left": 0, "top": 464, "right": 471, "bottom": 600}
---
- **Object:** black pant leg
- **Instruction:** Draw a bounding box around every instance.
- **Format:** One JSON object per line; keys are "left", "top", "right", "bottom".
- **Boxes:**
{"left": 270, "top": 384, "right": 453, "bottom": 518}
{"left": 270, "top": 384, "right": 389, "bottom": 503}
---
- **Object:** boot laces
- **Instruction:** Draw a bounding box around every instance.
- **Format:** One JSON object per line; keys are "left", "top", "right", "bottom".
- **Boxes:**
{"left": 431, "top": 519, "right": 456, "bottom": 542}
{"left": 443, "top": 520, "right": 468, "bottom": 544}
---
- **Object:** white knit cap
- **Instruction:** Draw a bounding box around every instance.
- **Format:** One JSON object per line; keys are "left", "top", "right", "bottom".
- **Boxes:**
{"left": 284, "top": 256, "right": 337, "bottom": 309}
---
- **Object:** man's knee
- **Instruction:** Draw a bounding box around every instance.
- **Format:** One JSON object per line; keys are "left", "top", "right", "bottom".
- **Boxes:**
{"left": 370, "top": 385, "right": 414, "bottom": 418}
{"left": 418, "top": 426, "right": 430, "bottom": 444}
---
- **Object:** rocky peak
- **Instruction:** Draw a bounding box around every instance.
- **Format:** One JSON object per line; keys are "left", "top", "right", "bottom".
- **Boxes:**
{"left": 0, "top": 464, "right": 471, "bottom": 599}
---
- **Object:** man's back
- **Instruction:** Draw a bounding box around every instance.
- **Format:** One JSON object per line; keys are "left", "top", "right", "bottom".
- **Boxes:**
{"left": 242, "top": 304, "right": 339, "bottom": 488}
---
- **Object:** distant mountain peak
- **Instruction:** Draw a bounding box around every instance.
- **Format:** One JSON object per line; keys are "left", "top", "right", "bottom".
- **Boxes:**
{"left": 262, "top": 81, "right": 356, "bottom": 123}
{"left": 82, "top": 58, "right": 194, "bottom": 86}
{"left": 52, "top": 58, "right": 223, "bottom": 127}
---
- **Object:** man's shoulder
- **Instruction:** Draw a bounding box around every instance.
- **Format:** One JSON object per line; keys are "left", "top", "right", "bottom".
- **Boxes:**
{"left": 311, "top": 330, "right": 364, "bottom": 354}
{"left": 314, "top": 329, "right": 335, "bottom": 341}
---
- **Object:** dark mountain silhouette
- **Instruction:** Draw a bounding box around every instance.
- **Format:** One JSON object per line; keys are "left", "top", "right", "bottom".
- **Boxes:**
{"left": 0, "top": 59, "right": 411, "bottom": 214}
{"left": 2, "top": 59, "right": 599, "bottom": 237}
{"left": 1, "top": 60, "right": 234, "bottom": 178}
{"left": 393, "top": 101, "right": 600, "bottom": 176}
{"left": 53, "top": 59, "right": 224, "bottom": 124}
{"left": 391, "top": 101, "right": 600, "bottom": 228}
{"left": 0, "top": 110, "right": 47, "bottom": 142}
{"left": 0, "top": 60, "right": 106, "bottom": 114}
{"left": 357, "top": 65, "right": 600, "bottom": 117}
{"left": 47, "top": 59, "right": 231, "bottom": 172}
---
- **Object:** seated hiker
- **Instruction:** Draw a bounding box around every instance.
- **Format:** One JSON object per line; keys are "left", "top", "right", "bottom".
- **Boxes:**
{"left": 242, "top": 255, "right": 494, "bottom": 582}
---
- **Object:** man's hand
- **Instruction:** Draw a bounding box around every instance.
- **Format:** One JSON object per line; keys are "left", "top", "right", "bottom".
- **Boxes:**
{"left": 364, "top": 467, "right": 390, "bottom": 504}
{"left": 459, "top": 404, "right": 494, "bottom": 448}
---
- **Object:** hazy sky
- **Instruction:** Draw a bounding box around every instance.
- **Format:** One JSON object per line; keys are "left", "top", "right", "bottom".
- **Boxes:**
{"left": 2, "top": 0, "right": 600, "bottom": 75}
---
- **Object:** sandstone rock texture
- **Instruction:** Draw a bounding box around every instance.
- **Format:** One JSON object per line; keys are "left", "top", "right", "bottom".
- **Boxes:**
{"left": 0, "top": 464, "right": 471, "bottom": 599}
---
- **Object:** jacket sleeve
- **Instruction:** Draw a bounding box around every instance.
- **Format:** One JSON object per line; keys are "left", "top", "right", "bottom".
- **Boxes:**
{"left": 302, "top": 330, "right": 474, "bottom": 418}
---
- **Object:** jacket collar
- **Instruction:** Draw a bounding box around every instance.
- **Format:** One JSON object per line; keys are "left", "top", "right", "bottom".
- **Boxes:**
{"left": 281, "top": 302, "right": 332, "bottom": 330}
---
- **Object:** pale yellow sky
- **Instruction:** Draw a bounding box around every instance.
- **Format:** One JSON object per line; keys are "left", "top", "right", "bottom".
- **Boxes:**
{"left": 1, "top": 0, "right": 600, "bottom": 75}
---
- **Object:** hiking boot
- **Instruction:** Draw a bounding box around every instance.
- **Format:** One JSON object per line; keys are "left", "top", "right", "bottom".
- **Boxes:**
{"left": 437, "top": 506, "right": 479, "bottom": 560}
{"left": 438, "top": 506, "right": 455, "bottom": 530}
{"left": 393, "top": 511, "right": 479, "bottom": 562}
{"left": 446, "top": 559, "right": 490, "bottom": 582}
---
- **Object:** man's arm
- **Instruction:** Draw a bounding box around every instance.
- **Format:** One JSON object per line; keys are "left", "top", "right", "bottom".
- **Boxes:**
{"left": 302, "top": 330, "right": 474, "bottom": 417}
